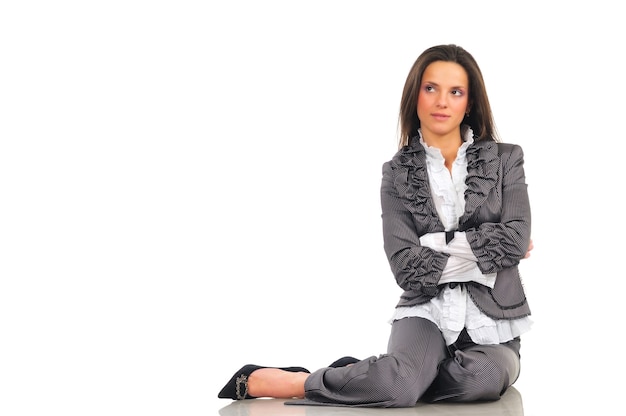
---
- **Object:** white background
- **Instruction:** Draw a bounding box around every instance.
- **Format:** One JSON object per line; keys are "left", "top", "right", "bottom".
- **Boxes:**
{"left": 1, "top": 1, "right": 624, "bottom": 415}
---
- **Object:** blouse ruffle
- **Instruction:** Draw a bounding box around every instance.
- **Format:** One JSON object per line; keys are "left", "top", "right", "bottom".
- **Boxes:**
{"left": 421, "top": 128, "right": 473, "bottom": 231}
{"left": 390, "top": 127, "right": 501, "bottom": 233}
{"left": 392, "top": 285, "right": 533, "bottom": 345}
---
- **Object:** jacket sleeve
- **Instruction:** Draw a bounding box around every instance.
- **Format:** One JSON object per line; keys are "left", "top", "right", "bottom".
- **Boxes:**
{"left": 380, "top": 161, "right": 449, "bottom": 296}
{"left": 466, "top": 144, "right": 531, "bottom": 274}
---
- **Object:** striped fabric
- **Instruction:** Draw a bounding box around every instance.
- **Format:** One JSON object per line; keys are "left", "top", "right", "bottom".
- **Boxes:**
{"left": 288, "top": 317, "right": 520, "bottom": 407}
{"left": 286, "top": 139, "right": 531, "bottom": 408}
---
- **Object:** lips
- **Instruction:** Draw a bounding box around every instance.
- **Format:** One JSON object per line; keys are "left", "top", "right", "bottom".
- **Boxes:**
{"left": 431, "top": 113, "right": 450, "bottom": 121}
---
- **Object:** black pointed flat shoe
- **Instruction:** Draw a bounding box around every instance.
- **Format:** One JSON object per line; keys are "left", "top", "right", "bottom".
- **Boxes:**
{"left": 217, "top": 364, "right": 310, "bottom": 400}
{"left": 328, "top": 356, "right": 360, "bottom": 368}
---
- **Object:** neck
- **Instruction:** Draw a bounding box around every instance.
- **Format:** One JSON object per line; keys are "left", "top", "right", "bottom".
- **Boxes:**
{"left": 421, "top": 127, "right": 462, "bottom": 147}
{"left": 422, "top": 130, "right": 463, "bottom": 173}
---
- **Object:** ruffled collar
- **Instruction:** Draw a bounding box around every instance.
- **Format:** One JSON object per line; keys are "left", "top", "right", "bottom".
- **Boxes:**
{"left": 389, "top": 126, "right": 499, "bottom": 230}
{"left": 419, "top": 128, "right": 474, "bottom": 230}
{"left": 418, "top": 126, "right": 475, "bottom": 165}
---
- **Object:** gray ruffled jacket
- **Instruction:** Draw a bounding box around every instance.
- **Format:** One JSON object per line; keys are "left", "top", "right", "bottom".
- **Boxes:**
{"left": 381, "top": 137, "right": 531, "bottom": 320}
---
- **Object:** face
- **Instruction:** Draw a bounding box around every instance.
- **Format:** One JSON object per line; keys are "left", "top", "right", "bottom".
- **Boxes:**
{"left": 417, "top": 61, "right": 470, "bottom": 141}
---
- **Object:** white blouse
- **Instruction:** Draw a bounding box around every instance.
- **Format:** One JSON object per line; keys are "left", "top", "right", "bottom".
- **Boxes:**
{"left": 390, "top": 129, "right": 533, "bottom": 346}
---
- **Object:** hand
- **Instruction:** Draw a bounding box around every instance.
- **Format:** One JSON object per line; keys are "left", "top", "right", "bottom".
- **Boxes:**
{"left": 523, "top": 239, "right": 534, "bottom": 259}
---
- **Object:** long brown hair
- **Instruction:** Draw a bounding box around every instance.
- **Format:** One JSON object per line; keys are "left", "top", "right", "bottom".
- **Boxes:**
{"left": 398, "top": 44, "right": 499, "bottom": 148}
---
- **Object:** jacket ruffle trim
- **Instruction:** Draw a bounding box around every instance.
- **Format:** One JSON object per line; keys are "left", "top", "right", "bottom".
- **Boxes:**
{"left": 389, "top": 136, "right": 500, "bottom": 232}
{"left": 458, "top": 139, "right": 499, "bottom": 227}
{"left": 389, "top": 137, "right": 441, "bottom": 233}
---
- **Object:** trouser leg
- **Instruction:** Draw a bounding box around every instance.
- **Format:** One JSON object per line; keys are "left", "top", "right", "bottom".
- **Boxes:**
{"left": 421, "top": 331, "right": 521, "bottom": 403}
{"left": 303, "top": 317, "right": 447, "bottom": 407}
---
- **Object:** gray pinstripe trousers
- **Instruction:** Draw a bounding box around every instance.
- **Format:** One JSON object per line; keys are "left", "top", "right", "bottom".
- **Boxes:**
{"left": 301, "top": 317, "right": 521, "bottom": 408}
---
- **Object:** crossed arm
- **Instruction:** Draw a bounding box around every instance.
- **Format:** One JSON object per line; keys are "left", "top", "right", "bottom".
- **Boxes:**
{"left": 419, "top": 231, "right": 533, "bottom": 288}
{"left": 381, "top": 145, "right": 532, "bottom": 294}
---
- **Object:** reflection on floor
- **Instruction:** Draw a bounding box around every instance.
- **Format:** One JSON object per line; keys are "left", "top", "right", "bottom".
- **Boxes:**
{"left": 218, "top": 386, "right": 524, "bottom": 416}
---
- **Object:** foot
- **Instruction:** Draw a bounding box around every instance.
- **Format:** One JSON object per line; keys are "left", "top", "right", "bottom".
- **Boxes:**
{"left": 218, "top": 365, "right": 310, "bottom": 400}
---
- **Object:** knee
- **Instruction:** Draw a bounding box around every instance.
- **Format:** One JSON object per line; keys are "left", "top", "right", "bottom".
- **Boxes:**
{"left": 348, "top": 361, "right": 424, "bottom": 407}
{"left": 381, "top": 376, "right": 422, "bottom": 408}
{"left": 456, "top": 350, "right": 509, "bottom": 400}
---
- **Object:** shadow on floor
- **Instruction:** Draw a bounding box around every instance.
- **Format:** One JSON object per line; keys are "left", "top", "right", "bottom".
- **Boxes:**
{"left": 218, "top": 385, "right": 524, "bottom": 416}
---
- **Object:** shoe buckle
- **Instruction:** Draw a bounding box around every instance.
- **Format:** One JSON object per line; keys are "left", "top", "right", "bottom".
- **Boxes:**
{"left": 235, "top": 374, "right": 248, "bottom": 400}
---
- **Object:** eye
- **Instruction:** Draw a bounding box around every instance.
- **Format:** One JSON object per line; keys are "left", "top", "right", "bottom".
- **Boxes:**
{"left": 451, "top": 89, "right": 464, "bottom": 96}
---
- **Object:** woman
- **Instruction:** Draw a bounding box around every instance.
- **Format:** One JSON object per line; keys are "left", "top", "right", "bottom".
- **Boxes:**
{"left": 217, "top": 44, "right": 533, "bottom": 408}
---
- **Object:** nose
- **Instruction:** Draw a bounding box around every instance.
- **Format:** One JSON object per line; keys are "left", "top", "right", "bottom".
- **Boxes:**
{"left": 435, "top": 93, "right": 448, "bottom": 108}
